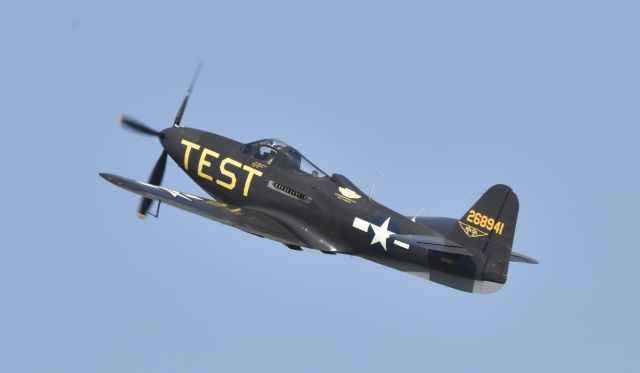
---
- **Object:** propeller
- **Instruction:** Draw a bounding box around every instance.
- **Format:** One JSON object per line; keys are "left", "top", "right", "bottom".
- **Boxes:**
{"left": 137, "top": 151, "right": 168, "bottom": 218}
{"left": 174, "top": 62, "right": 203, "bottom": 127}
{"left": 118, "top": 64, "right": 203, "bottom": 218}
{"left": 118, "top": 115, "right": 163, "bottom": 137}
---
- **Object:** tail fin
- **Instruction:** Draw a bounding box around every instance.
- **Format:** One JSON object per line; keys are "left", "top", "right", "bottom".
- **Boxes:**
{"left": 447, "top": 184, "right": 519, "bottom": 284}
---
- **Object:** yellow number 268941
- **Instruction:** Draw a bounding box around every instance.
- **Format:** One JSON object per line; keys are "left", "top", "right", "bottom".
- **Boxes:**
{"left": 466, "top": 210, "right": 505, "bottom": 235}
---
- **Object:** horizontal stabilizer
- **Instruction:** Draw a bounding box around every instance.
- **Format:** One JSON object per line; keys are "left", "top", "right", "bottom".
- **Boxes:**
{"left": 390, "top": 234, "right": 471, "bottom": 256}
{"left": 510, "top": 251, "right": 539, "bottom": 264}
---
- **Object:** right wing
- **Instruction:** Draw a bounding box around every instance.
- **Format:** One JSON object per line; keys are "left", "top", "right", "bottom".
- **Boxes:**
{"left": 100, "top": 173, "right": 307, "bottom": 247}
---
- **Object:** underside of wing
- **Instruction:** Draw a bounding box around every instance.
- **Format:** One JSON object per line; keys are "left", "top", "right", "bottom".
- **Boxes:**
{"left": 100, "top": 173, "right": 306, "bottom": 247}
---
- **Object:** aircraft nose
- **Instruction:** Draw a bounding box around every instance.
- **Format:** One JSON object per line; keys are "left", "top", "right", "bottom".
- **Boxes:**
{"left": 159, "top": 126, "right": 203, "bottom": 165}
{"left": 159, "top": 127, "right": 179, "bottom": 146}
{"left": 158, "top": 126, "right": 181, "bottom": 155}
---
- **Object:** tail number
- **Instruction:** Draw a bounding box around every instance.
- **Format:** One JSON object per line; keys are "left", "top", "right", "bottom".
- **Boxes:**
{"left": 466, "top": 210, "right": 504, "bottom": 235}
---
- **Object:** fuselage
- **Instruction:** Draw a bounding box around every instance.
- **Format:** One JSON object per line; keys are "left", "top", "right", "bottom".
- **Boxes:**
{"left": 159, "top": 126, "right": 485, "bottom": 289}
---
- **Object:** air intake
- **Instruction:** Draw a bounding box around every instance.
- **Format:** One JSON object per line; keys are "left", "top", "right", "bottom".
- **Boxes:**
{"left": 268, "top": 180, "right": 310, "bottom": 202}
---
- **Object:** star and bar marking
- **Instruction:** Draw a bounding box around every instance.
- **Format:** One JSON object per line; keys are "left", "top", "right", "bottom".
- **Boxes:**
{"left": 352, "top": 217, "right": 410, "bottom": 250}
{"left": 137, "top": 181, "right": 203, "bottom": 202}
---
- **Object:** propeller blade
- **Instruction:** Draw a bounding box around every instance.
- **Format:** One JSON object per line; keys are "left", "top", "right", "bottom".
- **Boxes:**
{"left": 137, "top": 151, "right": 168, "bottom": 218}
{"left": 173, "top": 62, "right": 203, "bottom": 127}
{"left": 119, "top": 115, "right": 162, "bottom": 137}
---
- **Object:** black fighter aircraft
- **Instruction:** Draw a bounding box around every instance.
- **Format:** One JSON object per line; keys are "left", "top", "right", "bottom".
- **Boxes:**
{"left": 101, "top": 71, "right": 537, "bottom": 294}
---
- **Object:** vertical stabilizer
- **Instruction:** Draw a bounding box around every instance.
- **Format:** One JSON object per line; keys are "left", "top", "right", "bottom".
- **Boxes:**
{"left": 446, "top": 185, "right": 519, "bottom": 284}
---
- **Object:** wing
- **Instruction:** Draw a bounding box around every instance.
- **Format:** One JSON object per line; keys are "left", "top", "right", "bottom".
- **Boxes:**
{"left": 100, "top": 173, "right": 307, "bottom": 247}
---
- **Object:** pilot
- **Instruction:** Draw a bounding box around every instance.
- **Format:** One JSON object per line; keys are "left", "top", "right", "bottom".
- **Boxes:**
{"left": 255, "top": 146, "right": 277, "bottom": 164}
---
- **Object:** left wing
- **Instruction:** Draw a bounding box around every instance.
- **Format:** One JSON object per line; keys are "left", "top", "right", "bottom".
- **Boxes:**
{"left": 100, "top": 173, "right": 307, "bottom": 247}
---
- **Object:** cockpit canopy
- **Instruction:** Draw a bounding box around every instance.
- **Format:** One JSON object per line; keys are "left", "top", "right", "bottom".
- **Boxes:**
{"left": 242, "top": 138, "right": 328, "bottom": 178}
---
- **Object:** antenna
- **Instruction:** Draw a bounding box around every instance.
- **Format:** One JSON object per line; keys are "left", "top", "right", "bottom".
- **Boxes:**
{"left": 411, "top": 207, "right": 425, "bottom": 222}
{"left": 369, "top": 172, "right": 384, "bottom": 200}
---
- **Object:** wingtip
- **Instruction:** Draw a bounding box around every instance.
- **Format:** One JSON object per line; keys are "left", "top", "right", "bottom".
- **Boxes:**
{"left": 99, "top": 172, "right": 114, "bottom": 182}
{"left": 99, "top": 173, "right": 127, "bottom": 187}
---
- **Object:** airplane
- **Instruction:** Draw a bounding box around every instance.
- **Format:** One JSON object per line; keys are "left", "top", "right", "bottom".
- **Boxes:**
{"left": 101, "top": 69, "right": 538, "bottom": 294}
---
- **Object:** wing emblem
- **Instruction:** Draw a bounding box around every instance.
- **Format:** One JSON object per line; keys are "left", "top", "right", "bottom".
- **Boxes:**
{"left": 458, "top": 221, "right": 488, "bottom": 238}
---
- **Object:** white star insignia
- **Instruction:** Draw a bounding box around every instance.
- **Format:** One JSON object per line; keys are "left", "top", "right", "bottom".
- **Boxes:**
{"left": 369, "top": 217, "right": 393, "bottom": 251}
{"left": 352, "top": 216, "right": 410, "bottom": 250}
{"left": 137, "top": 181, "right": 202, "bottom": 201}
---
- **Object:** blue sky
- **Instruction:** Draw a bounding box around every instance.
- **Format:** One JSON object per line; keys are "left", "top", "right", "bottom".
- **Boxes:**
{"left": 1, "top": 1, "right": 638, "bottom": 372}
